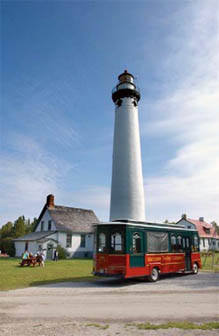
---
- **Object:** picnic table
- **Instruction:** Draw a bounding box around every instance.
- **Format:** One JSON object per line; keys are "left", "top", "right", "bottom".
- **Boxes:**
{"left": 20, "top": 257, "right": 41, "bottom": 267}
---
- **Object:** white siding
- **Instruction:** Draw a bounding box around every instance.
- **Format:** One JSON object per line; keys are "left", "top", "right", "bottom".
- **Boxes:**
{"left": 15, "top": 239, "right": 58, "bottom": 258}
{"left": 57, "top": 232, "right": 66, "bottom": 247}
{"left": 15, "top": 241, "right": 38, "bottom": 257}
{"left": 56, "top": 232, "right": 94, "bottom": 257}
{"left": 200, "top": 237, "right": 219, "bottom": 251}
{"left": 35, "top": 210, "right": 56, "bottom": 232}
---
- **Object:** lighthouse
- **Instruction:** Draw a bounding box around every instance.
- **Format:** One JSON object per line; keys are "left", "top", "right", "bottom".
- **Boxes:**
{"left": 109, "top": 70, "right": 145, "bottom": 222}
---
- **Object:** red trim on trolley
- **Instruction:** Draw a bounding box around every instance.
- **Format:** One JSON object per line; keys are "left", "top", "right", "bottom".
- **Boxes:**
{"left": 95, "top": 252, "right": 201, "bottom": 278}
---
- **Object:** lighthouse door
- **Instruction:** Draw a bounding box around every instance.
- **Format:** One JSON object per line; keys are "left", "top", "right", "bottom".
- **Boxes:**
{"left": 130, "top": 231, "right": 145, "bottom": 267}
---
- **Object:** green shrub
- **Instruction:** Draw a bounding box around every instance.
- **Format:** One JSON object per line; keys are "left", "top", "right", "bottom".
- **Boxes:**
{"left": 57, "top": 245, "right": 67, "bottom": 259}
{"left": 0, "top": 238, "right": 15, "bottom": 256}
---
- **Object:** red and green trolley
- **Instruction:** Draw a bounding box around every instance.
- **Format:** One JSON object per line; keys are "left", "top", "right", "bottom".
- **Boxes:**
{"left": 93, "top": 220, "right": 201, "bottom": 281}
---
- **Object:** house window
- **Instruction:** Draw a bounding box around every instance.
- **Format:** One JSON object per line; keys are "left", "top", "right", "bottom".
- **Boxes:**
{"left": 80, "top": 234, "right": 86, "bottom": 248}
{"left": 41, "top": 221, "right": 44, "bottom": 231}
{"left": 25, "top": 242, "right": 28, "bottom": 251}
{"left": 203, "top": 238, "right": 205, "bottom": 247}
{"left": 48, "top": 220, "right": 52, "bottom": 231}
{"left": 66, "top": 234, "right": 72, "bottom": 248}
{"left": 204, "top": 228, "right": 210, "bottom": 234}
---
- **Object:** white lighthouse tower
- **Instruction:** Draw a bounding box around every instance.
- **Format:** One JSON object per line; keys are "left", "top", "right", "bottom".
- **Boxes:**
{"left": 109, "top": 70, "right": 145, "bottom": 222}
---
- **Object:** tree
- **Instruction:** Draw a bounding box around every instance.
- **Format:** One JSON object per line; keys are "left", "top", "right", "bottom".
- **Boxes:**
{"left": 163, "top": 219, "right": 176, "bottom": 224}
{"left": 57, "top": 245, "right": 67, "bottom": 259}
{"left": 13, "top": 216, "right": 26, "bottom": 238}
{"left": 0, "top": 222, "right": 14, "bottom": 239}
{"left": 211, "top": 221, "right": 219, "bottom": 235}
{"left": 0, "top": 237, "right": 15, "bottom": 256}
{"left": 30, "top": 217, "right": 38, "bottom": 231}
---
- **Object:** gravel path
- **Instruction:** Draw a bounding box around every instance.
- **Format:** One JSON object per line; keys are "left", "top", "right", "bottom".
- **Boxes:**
{"left": 0, "top": 272, "right": 218, "bottom": 336}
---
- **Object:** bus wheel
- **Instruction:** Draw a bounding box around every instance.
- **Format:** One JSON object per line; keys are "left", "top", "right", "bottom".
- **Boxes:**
{"left": 148, "top": 267, "right": 159, "bottom": 282}
{"left": 192, "top": 263, "right": 199, "bottom": 274}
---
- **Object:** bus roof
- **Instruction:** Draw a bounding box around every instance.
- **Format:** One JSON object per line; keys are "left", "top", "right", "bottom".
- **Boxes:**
{"left": 93, "top": 219, "right": 198, "bottom": 232}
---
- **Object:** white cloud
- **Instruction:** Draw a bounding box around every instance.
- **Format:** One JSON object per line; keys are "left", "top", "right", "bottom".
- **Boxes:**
{"left": 0, "top": 134, "right": 65, "bottom": 224}
{"left": 0, "top": 133, "right": 109, "bottom": 225}
{"left": 143, "top": 1, "right": 219, "bottom": 223}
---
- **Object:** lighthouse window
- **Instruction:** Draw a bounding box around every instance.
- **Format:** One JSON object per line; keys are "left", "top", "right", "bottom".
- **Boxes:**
{"left": 147, "top": 232, "right": 168, "bottom": 253}
{"left": 98, "top": 233, "right": 106, "bottom": 252}
{"left": 111, "top": 232, "right": 123, "bottom": 252}
{"left": 132, "top": 233, "right": 142, "bottom": 254}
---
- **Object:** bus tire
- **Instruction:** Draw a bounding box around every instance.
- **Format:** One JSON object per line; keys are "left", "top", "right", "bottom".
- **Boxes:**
{"left": 148, "top": 267, "right": 159, "bottom": 282}
{"left": 192, "top": 262, "right": 199, "bottom": 274}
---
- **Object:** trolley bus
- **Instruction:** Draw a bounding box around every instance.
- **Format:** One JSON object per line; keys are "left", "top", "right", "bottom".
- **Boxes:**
{"left": 93, "top": 220, "right": 201, "bottom": 281}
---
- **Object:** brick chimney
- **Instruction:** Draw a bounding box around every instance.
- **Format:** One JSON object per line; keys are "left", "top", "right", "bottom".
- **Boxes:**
{"left": 181, "top": 213, "right": 187, "bottom": 220}
{"left": 46, "top": 194, "right": 55, "bottom": 208}
{"left": 199, "top": 217, "right": 204, "bottom": 222}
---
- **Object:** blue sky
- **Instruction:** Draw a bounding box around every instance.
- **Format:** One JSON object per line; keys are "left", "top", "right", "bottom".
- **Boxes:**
{"left": 1, "top": 0, "right": 218, "bottom": 226}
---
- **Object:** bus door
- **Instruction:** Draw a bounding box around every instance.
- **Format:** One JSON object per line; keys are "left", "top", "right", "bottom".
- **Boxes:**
{"left": 182, "top": 237, "right": 192, "bottom": 271}
{"left": 129, "top": 230, "right": 145, "bottom": 267}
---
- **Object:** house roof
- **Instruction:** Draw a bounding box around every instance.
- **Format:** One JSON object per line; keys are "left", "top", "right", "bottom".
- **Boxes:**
{"left": 48, "top": 205, "right": 99, "bottom": 233}
{"left": 186, "top": 218, "right": 219, "bottom": 239}
{"left": 14, "top": 231, "right": 56, "bottom": 242}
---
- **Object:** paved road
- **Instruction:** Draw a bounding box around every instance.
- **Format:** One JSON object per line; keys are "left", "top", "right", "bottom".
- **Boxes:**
{"left": 0, "top": 272, "right": 218, "bottom": 336}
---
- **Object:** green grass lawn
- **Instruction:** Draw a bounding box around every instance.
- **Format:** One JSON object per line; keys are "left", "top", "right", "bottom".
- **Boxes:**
{"left": 0, "top": 254, "right": 218, "bottom": 291}
{"left": 201, "top": 253, "right": 219, "bottom": 271}
{"left": 0, "top": 258, "right": 94, "bottom": 291}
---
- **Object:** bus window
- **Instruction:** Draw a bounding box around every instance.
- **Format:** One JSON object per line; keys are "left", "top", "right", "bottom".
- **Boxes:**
{"left": 193, "top": 235, "right": 199, "bottom": 251}
{"left": 177, "top": 235, "right": 183, "bottom": 252}
{"left": 147, "top": 232, "right": 168, "bottom": 253}
{"left": 171, "top": 235, "right": 177, "bottom": 252}
{"left": 132, "top": 233, "right": 142, "bottom": 254}
{"left": 111, "top": 232, "right": 123, "bottom": 252}
{"left": 98, "top": 233, "right": 106, "bottom": 252}
{"left": 182, "top": 238, "right": 186, "bottom": 248}
{"left": 186, "top": 238, "right": 190, "bottom": 248}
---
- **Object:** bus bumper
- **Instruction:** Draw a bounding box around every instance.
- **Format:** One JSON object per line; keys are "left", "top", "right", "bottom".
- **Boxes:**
{"left": 93, "top": 271, "right": 124, "bottom": 279}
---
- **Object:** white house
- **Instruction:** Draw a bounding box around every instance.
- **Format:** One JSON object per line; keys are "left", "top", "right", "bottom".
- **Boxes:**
{"left": 176, "top": 215, "right": 219, "bottom": 251}
{"left": 14, "top": 194, "right": 99, "bottom": 259}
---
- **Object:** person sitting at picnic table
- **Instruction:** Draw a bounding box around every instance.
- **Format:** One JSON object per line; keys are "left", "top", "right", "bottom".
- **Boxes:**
{"left": 22, "top": 250, "right": 29, "bottom": 260}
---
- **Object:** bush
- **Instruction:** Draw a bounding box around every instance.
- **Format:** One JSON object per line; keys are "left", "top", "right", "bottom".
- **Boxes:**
{"left": 0, "top": 238, "right": 15, "bottom": 256}
{"left": 57, "top": 245, "right": 67, "bottom": 259}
